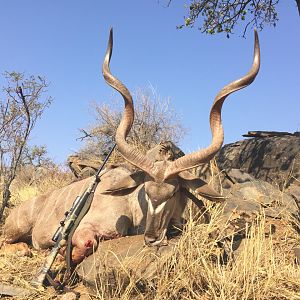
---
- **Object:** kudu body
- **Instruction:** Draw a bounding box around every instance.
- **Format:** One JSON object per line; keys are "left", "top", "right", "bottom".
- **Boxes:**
{"left": 3, "top": 29, "right": 260, "bottom": 263}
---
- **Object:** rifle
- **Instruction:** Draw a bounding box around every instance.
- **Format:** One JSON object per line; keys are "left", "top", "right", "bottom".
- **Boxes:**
{"left": 31, "top": 144, "right": 116, "bottom": 289}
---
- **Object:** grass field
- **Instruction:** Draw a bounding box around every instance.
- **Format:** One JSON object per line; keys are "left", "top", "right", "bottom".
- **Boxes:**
{"left": 0, "top": 169, "right": 300, "bottom": 300}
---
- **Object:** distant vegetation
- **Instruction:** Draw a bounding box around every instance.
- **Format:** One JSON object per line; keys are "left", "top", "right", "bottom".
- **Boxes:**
{"left": 0, "top": 72, "right": 52, "bottom": 221}
{"left": 77, "top": 87, "right": 186, "bottom": 163}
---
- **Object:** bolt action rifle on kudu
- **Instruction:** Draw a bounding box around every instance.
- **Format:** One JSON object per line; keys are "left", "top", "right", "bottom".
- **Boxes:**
{"left": 31, "top": 144, "right": 116, "bottom": 290}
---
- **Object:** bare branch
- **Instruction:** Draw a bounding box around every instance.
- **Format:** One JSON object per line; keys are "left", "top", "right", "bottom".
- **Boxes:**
{"left": 296, "top": 0, "right": 300, "bottom": 15}
{"left": 0, "top": 72, "right": 52, "bottom": 220}
{"left": 77, "top": 129, "right": 93, "bottom": 141}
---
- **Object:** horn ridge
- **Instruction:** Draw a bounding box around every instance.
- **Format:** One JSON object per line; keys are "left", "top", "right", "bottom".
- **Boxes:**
{"left": 164, "top": 29, "right": 260, "bottom": 180}
{"left": 102, "top": 28, "right": 156, "bottom": 177}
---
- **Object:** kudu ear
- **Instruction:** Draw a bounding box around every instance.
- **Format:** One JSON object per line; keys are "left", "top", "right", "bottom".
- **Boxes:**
{"left": 178, "top": 171, "right": 225, "bottom": 202}
{"left": 98, "top": 170, "right": 145, "bottom": 195}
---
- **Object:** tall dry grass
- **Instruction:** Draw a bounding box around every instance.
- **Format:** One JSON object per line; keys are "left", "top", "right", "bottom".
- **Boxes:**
{"left": 7, "top": 165, "right": 73, "bottom": 207}
{"left": 0, "top": 165, "right": 299, "bottom": 299}
{"left": 92, "top": 204, "right": 300, "bottom": 300}
{"left": 0, "top": 165, "right": 74, "bottom": 299}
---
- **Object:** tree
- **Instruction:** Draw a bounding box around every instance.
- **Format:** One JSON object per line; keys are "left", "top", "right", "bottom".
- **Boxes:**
{"left": 0, "top": 72, "right": 52, "bottom": 220}
{"left": 77, "top": 87, "right": 186, "bottom": 162}
{"left": 21, "top": 144, "right": 53, "bottom": 168}
{"left": 166, "top": 0, "right": 300, "bottom": 37}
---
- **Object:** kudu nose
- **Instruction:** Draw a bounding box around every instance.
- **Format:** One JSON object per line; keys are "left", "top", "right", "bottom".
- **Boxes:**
{"left": 144, "top": 234, "right": 158, "bottom": 246}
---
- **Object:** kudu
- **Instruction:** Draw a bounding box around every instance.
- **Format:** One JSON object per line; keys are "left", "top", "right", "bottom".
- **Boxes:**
{"left": 3, "top": 28, "right": 260, "bottom": 263}
{"left": 102, "top": 28, "right": 260, "bottom": 245}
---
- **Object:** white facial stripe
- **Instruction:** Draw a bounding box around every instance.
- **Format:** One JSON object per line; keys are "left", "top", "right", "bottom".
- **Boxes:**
{"left": 155, "top": 201, "right": 166, "bottom": 214}
{"left": 148, "top": 198, "right": 154, "bottom": 214}
{"left": 148, "top": 199, "right": 166, "bottom": 215}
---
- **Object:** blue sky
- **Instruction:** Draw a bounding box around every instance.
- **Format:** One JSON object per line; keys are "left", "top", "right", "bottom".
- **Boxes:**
{"left": 0, "top": 1, "right": 299, "bottom": 164}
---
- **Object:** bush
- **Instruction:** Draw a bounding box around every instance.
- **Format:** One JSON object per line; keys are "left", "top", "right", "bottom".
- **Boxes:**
{"left": 78, "top": 87, "right": 186, "bottom": 163}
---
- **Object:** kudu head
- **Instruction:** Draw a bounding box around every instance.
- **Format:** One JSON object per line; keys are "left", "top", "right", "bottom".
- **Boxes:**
{"left": 102, "top": 28, "right": 260, "bottom": 246}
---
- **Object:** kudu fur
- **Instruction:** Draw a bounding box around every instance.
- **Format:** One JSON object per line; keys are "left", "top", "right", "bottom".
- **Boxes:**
{"left": 3, "top": 28, "right": 260, "bottom": 262}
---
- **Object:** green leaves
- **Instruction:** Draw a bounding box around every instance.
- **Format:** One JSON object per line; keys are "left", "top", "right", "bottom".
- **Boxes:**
{"left": 174, "top": 0, "right": 280, "bottom": 37}
{"left": 185, "top": 17, "right": 192, "bottom": 26}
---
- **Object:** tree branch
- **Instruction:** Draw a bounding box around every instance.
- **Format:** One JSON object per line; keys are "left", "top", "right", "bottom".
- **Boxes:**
{"left": 296, "top": 0, "right": 300, "bottom": 15}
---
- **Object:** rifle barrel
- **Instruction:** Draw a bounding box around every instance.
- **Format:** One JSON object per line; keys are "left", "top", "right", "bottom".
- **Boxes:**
{"left": 96, "top": 144, "right": 116, "bottom": 177}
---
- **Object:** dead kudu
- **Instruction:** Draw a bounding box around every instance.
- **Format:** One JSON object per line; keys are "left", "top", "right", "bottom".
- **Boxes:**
{"left": 3, "top": 29, "right": 260, "bottom": 265}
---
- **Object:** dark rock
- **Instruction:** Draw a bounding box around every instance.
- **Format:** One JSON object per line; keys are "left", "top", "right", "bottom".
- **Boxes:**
{"left": 242, "top": 130, "right": 299, "bottom": 138}
{"left": 222, "top": 180, "right": 298, "bottom": 224}
{"left": 217, "top": 135, "right": 300, "bottom": 191}
{"left": 226, "top": 168, "right": 256, "bottom": 184}
{"left": 218, "top": 180, "right": 299, "bottom": 259}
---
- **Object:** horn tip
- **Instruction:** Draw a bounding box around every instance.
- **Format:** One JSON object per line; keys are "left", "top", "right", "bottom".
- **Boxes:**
{"left": 254, "top": 28, "right": 259, "bottom": 41}
{"left": 253, "top": 28, "right": 260, "bottom": 52}
{"left": 109, "top": 27, "right": 113, "bottom": 41}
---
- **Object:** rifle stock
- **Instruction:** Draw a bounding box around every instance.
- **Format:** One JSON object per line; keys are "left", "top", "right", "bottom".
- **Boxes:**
{"left": 31, "top": 241, "right": 64, "bottom": 289}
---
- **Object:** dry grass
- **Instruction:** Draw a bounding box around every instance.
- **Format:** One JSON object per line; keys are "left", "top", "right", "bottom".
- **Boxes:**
{"left": 0, "top": 166, "right": 74, "bottom": 299}
{"left": 0, "top": 249, "right": 64, "bottom": 300}
{"left": 0, "top": 167, "right": 300, "bottom": 300}
{"left": 90, "top": 204, "right": 300, "bottom": 300}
